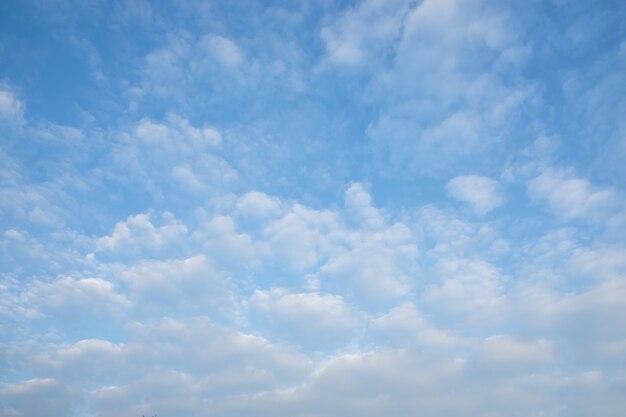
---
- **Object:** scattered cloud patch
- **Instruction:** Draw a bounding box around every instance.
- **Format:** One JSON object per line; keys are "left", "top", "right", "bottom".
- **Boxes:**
{"left": 446, "top": 174, "right": 505, "bottom": 215}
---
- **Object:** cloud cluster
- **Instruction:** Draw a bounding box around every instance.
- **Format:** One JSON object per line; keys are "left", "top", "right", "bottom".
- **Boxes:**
{"left": 2, "top": 1, "right": 626, "bottom": 416}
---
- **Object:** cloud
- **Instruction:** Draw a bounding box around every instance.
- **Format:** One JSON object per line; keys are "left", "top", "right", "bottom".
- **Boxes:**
{"left": 344, "top": 182, "right": 385, "bottom": 229}
{"left": 236, "top": 190, "right": 283, "bottom": 220}
{"left": 371, "top": 302, "right": 458, "bottom": 347}
{"left": 320, "top": 221, "right": 417, "bottom": 300}
{"left": 358, "top": 0, "right": 535, "bottom": 176}
{"left": 528, "top": 168, "right": 619, "bottom": 221}
{"left": 446, "top": 174, "right": 505, "bottom": 214}
{"left": 113, "top": 255, "right": 237, "bottom": 319}
{"left": 2, "top": 2, "right": 626, "bottom": 416}
{"left": 248, "top": 288, "right": 364, "bottom": 348}
{"left": 320, "top": 0, "right": 412, "bottom": 68}
{"left": 23, "top": 276, "right": 130, "bottom": 317}
{"left": 0, "top": 88, "right": 25, "bottom": 129}
{"left": 199, "top": 35, "right": 245, "bottom": 68}
{"left": 194, "top": 215, "right": 265, "bottom": 268}
{"left": 425, "top": 258, "right": 507, "bottom": 324}
{"left": 95, "top": 212, "right": 188, "bottom": 260}
{"left": 216, "top": 348, "right": 617, "bottom": 417}
{"left": 5, "top": 317, "right": 314, "bottom": 417}
{"left": 263, "top": 203, "right": 342, "bottom": 270}
{"left": 478, "top": 335, "right": 553, "bottom": 369}
{"left": 0, "top": 378, "right": 78, "bottom": 417}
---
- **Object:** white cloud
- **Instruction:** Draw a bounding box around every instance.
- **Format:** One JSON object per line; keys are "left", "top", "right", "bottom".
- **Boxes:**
{"left": 0, "top": 88, "right": 25, "bottom": 128}
{"left": 96, "top": 212, "right": 188, "bottom": 259}
{"left": 263, "top": 204, "right": 343, "bottom": 270}
{"left": 360, "top": 0, "right": 535, "bottom": 176}
{"left": 568, "top": 246, "right": 626, "bottom": 282}
{"left": 223, "top": 348, "right": 596, "bottom": 417}
{"left": 528, "top": 168, "right": 619, "bottom": 221}
{"left": 344, "top": 183, "right": 384, "bottom": 229}
{"left": 112, "top": 115, "right": 234, "bottom": 197}
{"left": 0, "top": 378, "right": 78, "bottom": 417}
{"left": 114, "top": 255, "right": 237, "bottom": 319}
{"left": 23, "top": 276, "right": 130, "bottom": 316}
{"left": 236, "top": 191, "right": 282, "bottom": 220}
{"left": 371, "top": 302, "right": 458, "bottom": 347}
{"left": 479, "top": 335, "right": 554, "bottom": 368}
{"left": 320, "top": 0, "right": 412, "bottom": 67}
{"left": 425, "top": 258, "right": 507, "bottom": 323}
{"left": 194, "top": 215, "right": 265, "bottom": 268}
{"left": 248, "top": 288, "right": 364, "bottom": 348}
{"left": 320, "top": 222, "right": 417, "bottom": 300}
{"left": 446, "top": 174, "right": 505, "bottom": 215}
{"left": 199, "top": 35, "right": 245, "bottom": 68}
{"left": 133, "top": 114, "right": 222, "bottom": 151}
{"left": 414, "top": 205, "right": 509, "bottom": 259}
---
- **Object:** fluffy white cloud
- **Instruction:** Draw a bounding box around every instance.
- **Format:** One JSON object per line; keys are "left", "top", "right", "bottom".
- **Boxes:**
{"left": 23, "top": 276, "right": 130, "bottom": 316}
{"left": 344, "top": 182, "right": 385, "bottom": 229}
{"left": 371, "top": 302, "right": 458, "bottom": 347}
{"left": 425, "top": 258, "right": 507, "bottom": 324}
{"left": 263, "top": 204, "right": 343, "bottom": 270}
{"left": 96, "top": 212, "right": 188, "bottom": 260}
{"left": 320, "top": 222, "right": 417, "bottom": 300}
{"left": 3, "top": 317, "right": 313, "bottom": 417}
{"left": 248, "top": 288, "right": 364, "bottom": 348}
{"left": 528, "top": 168, "right": 619, "bottom": 221}
{"left": 236, "top": 190, "right": 282, "bottom": 220}
{"left": 446, "top": 174, "right": 505, "bottom": 214}
{"left": 113, "top": 255, "right": 237, "bottom": 319}
{"left": 193, "top": 215, "right": 266, "bottom": 269}
{"left": 2, "top": 2, "right": 625, "bottom": 416}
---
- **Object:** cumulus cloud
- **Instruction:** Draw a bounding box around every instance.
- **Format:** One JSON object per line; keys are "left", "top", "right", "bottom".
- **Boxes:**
{"left": 425, "top": 258, "right": 507, "bottom": 324}
{"left": 194, "top": 215, "right": 264, "bottom": 268}
{"left": 2, "top": 2, "right": 626, "bottom": 416}
{"left": 113, "top": 255, "right": 237, "bottom": 319}
{"left": 446, "top": 174, "right": 505, "bottom": 215}
{"left": 3, "top": 317, "right": 313, "bottom": 417}
{"left": 236, "top": 190, "right": 282, "bottom": 220}
{"left": 248, "top": 288, "right": 364, "bottom": 348}
{"left": 320, "top": 221, "right": 417, "bottom": 300}
{"left": 528, "top": 168, "right": 619, "bottom": 221}
{"left": 263, "top": 204, "right": 342, "bottom": 270}
{"left": 23, "top": 276, "right": 130, "bottom": 316}
{"left": 95, "top": 212, "right": 188, "bottom": 260}
{"left": 371, "top": 302, "right": 458, "bottom": 347}
{"left": 344, "top": 182, "right": 385, "bottom": 229}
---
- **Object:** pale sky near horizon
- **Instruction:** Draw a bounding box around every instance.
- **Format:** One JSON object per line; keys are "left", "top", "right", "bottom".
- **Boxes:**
{"left": 1, "top": 0, "right": 626, "bottom": 416}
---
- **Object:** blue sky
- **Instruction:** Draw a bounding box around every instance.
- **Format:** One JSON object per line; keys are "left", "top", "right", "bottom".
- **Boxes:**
{"left": 1, "top": 0, "right": 626, "bottom": 416}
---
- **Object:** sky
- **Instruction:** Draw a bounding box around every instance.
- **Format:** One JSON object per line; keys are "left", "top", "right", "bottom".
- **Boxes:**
{"left": 1, "top": 0, "right": 626, "bottom": 416}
